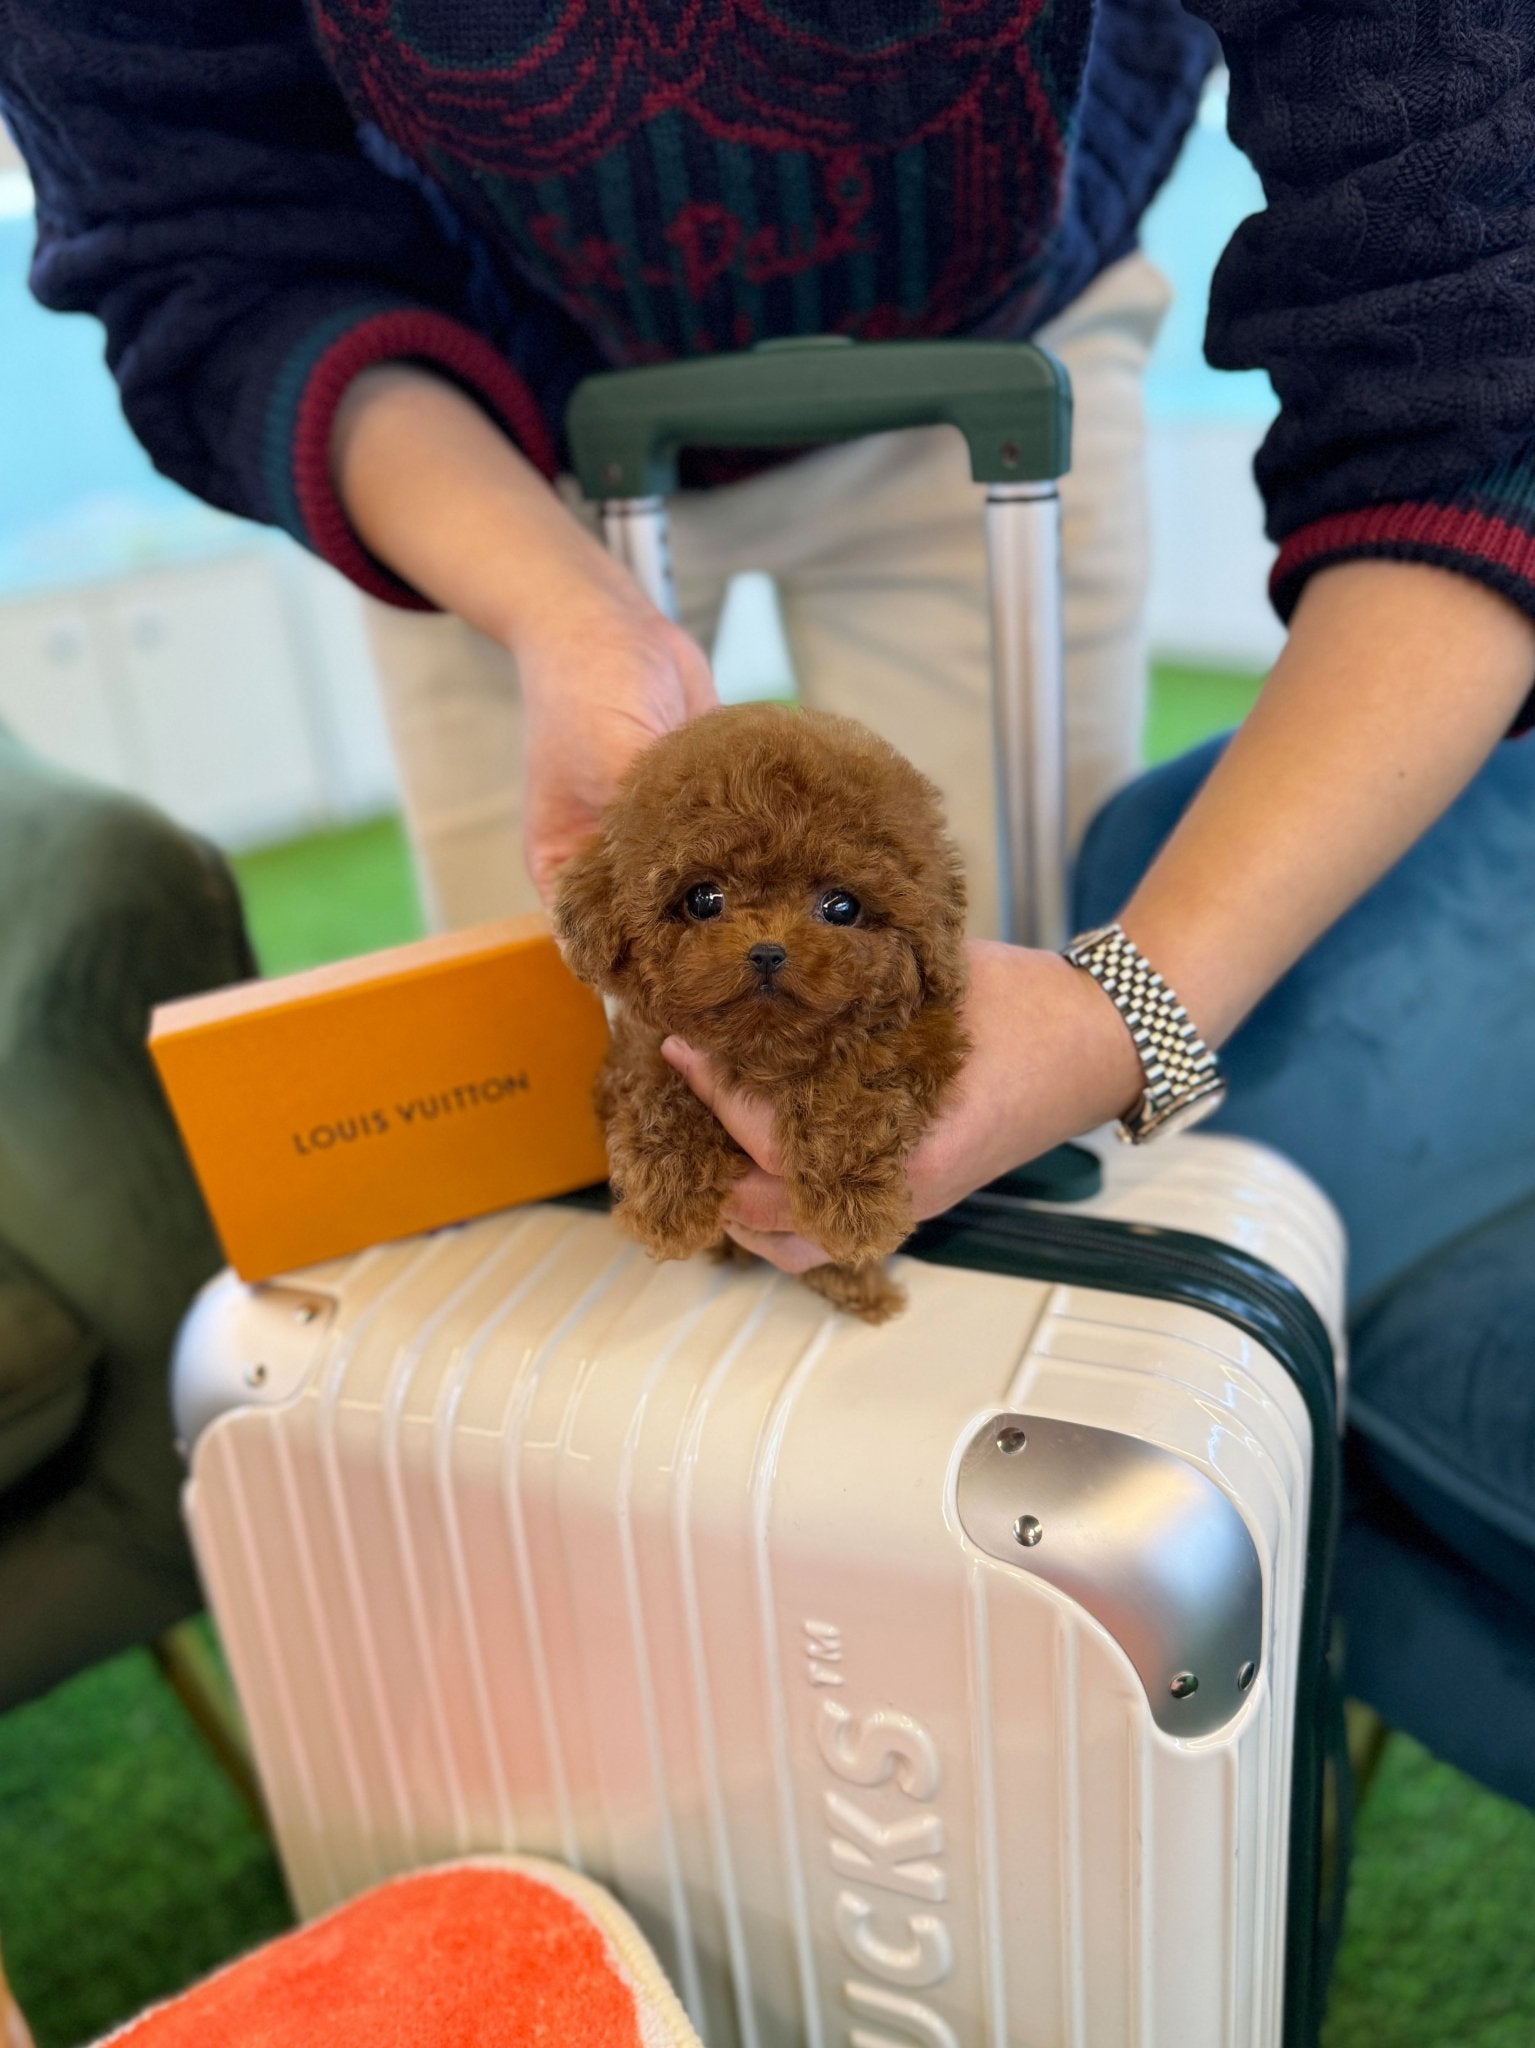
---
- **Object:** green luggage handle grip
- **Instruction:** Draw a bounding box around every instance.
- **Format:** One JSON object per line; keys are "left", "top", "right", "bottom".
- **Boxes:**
{"left": 566, "top": 335, "right": 1072, "bottom": 499}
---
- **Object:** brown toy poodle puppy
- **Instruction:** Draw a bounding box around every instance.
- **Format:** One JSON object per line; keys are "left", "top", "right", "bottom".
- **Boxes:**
{"left": 554, "top": 702, "right": 969, "bottom": 1321}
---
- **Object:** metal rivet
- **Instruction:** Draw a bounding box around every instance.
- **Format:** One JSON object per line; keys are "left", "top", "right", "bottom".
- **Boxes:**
{"left": 1169, "top": 1671, "right": 1199, "bottom": 1700}
{"left": 996, "top": 1426, "right": 1028, "bottom": 1456}
{"left": 1000, "top": 440, "right": 1021, "bottom": 468}
{"left": 1238, "top": 1660, "right": 1256, "bottom": 1691}
{"left": 1013, "top": 1514, "right": 1043, "bottom": 1547}
{"left": 244, "top": 1362, "right": 268, "bottom": 1388}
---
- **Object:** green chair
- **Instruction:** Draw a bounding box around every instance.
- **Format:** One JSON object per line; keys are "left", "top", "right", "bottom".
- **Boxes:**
{"left": 0, "top": 726, "right": 255, "bottom": 1726}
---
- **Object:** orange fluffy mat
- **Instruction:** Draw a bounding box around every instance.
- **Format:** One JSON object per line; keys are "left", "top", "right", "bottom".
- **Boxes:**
{"left": 84, "top": 1859, "right": 702, "bottom": 2048}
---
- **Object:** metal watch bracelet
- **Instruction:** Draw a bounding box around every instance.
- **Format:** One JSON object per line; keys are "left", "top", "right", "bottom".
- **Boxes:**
{"left": 1062, "top": 922, "right": 1226, "bottom": 1145}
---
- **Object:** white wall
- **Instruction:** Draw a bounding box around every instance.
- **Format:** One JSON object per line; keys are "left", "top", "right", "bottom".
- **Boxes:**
{"left": 1145, "top": 420, "right": 1283, "bottom": 674}
{"left": 0, "top": 541, "right": 398, "bottom": 849}
{"left": 1138, "top": 68, "right": 1283, "bottom": 677}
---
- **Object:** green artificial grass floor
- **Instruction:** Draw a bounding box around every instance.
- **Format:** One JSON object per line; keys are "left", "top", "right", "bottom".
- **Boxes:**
{"left": 1141, "top": 658, "right": 1264, "bottom": 767}
{"left": 3, "top": 663, "right": 1534, "bottom": 2046}
{"left": 232, "top": 811, "right": 425, "bottom": 978}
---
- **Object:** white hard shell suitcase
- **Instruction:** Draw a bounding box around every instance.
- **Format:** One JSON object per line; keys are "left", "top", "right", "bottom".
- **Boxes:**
{"left": 172, "top": 343, "right": 1348, "bottom": 2048}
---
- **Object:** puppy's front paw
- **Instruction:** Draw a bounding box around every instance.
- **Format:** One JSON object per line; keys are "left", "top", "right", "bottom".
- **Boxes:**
{"left": 800, "top": 1259, "right": 906, "bottom": 1324}
{"left": 790, "top": 1172, "right": 915, "bottom": 1267}
{"left": 613, "top": 1162, "right": 727, "bottom": 1261}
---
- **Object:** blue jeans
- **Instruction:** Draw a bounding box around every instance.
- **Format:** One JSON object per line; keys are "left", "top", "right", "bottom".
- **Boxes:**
{"left": 1075, "top": 736, "right": 1535, "bottom": 1806}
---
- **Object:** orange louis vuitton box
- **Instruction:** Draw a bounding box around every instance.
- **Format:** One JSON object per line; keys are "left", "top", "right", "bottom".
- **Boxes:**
{"left": 149, "top": 917, "right": 610, "bottom": 1281}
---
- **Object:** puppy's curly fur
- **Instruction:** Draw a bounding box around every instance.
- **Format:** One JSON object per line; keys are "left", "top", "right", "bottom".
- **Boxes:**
{"left": 554, "top": 703, "right": 969, "bottom": 1321}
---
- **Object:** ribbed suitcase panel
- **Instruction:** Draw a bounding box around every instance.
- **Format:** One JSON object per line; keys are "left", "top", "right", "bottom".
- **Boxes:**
{"left": 619, "top": 1271, "right": 783, "bottom": 2048}
{"left": 542, "top": 1255, "right": 774, "bottom": 2041}
{"left": 1013, "top": 1292, "right": 1312, "bottom": 2048}
{"left": 183, "top": 1131, "right": 1338, "bottom": 2048}
{"left": 969, "top": 1568, "right": 1149, "bottom": 2045}
{"left": 755, "top": 1262, "right": 1050, "bottom": 2048}
{"left": 439, "top": 1214, "right": 631, "bottom": 1871}
{"left": 193, "top": 1419, "right": 353, "bottom": 1906}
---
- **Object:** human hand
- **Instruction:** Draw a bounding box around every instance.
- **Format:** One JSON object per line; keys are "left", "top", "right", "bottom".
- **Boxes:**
{"left": 515, "top": 579, "right": 719, "bottom": 902}
{"left": 659, "top": 939, "right": 1143, "bottom": 1273}
{"left": 329, "top": 363, "right": 720, "bottom": 903}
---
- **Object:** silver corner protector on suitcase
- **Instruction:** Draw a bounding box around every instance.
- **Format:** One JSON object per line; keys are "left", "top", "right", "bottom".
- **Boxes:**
{"left": 173, "top": 1268, "right": 336, "bottom": 1455}
{"left": 954, "top": 1408, "right": 1264, "bottom": 1740}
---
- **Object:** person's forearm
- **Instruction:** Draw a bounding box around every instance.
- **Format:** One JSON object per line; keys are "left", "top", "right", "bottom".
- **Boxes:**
{"left": 1120, "top": 560, "right": 1535, "bottom": 1049}
{"left": 331, "top": 362, "right": 719, "bottom": 901}
{"left": 329, "top": 364, "right": 645, "bottom": 647}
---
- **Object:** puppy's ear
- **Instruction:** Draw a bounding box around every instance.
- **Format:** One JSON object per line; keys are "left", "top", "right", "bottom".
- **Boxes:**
{"left": 912, "top": 844, "right": 968, "bottom": 1010}
{"left": 552, "top": 835, "right": 629, "bottom": 990}
{"left": 913, "top": 909, "right": 968, "bottom": 1011}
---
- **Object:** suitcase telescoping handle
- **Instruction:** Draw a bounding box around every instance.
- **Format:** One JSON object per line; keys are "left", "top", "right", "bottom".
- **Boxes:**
{"left": 567, "top": 336, "right": 1073, "bottom": 949}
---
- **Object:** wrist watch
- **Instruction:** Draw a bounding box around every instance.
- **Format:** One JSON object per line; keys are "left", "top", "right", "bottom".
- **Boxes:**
{"left": 1062, "top": 922, "right": 1226, "bottom": 1144}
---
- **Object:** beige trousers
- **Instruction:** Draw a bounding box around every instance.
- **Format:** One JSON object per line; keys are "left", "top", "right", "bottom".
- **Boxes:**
{"left": 365, "top": 252, "right": 1171, "bottom": 937}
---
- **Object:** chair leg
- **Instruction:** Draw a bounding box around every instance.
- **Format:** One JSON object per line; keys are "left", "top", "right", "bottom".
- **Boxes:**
{"left": 150, "top": 1621, "right": 267, "bottom": 1830}
{"left": 1322, "top": 1698, "right": 1394, "bottom": 1913}
{"left": 1345, "top": 1700, "right": 1392, "bottom": 1808}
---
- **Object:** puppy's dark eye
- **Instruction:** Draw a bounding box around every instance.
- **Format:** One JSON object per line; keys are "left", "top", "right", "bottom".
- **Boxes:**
{"left": 817, "top": 888, "right": 862, "bottom": 927}
{"left": 683, "top": 882, "right": 725, "bottom": 922}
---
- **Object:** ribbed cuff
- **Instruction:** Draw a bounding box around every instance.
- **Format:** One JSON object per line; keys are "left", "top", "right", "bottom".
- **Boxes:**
{"left": 1272, "top": 501, "right": 1535, "bottom": 734}
{"left": 264, "top": 305, "right": 560, "bottom": 608}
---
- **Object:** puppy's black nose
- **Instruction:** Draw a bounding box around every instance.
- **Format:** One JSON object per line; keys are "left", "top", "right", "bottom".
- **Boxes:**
{"left": 748, "top": 942, "right": 787, "bottom": 976}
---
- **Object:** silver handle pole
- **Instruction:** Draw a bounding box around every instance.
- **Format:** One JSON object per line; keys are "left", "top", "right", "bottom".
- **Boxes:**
{"left": 984, "top": 483, "right": 1067, "bottom": 951}
{"left": 600, "top": 496, "right": 678, "bottom": 620}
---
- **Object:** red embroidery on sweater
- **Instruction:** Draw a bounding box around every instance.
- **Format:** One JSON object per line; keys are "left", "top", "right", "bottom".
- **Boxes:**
{"left": 529, "top": 215, "right": 631, "bottom": 292}
{"left": 309, "top": 0, "right": 1063, "bottom": 360}
{"left": 826, "top": 148, "right": 875, "bottom": 226}
{"left": 667, "top": 201, "right": 744, "bottom": 299}
{"left": 742, "top": 217, "right": 872, "bottom": 283}
{"left": 533, "top": 154, "right": 875, "bottom": 306}
{"left": 315, "top": 0, "right": 1049, "bottom": 175}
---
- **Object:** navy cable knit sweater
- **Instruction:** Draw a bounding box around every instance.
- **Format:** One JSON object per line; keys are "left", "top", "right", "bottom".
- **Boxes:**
{"left": 5, "top": 0, "right": 1535, "bottom": 684}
